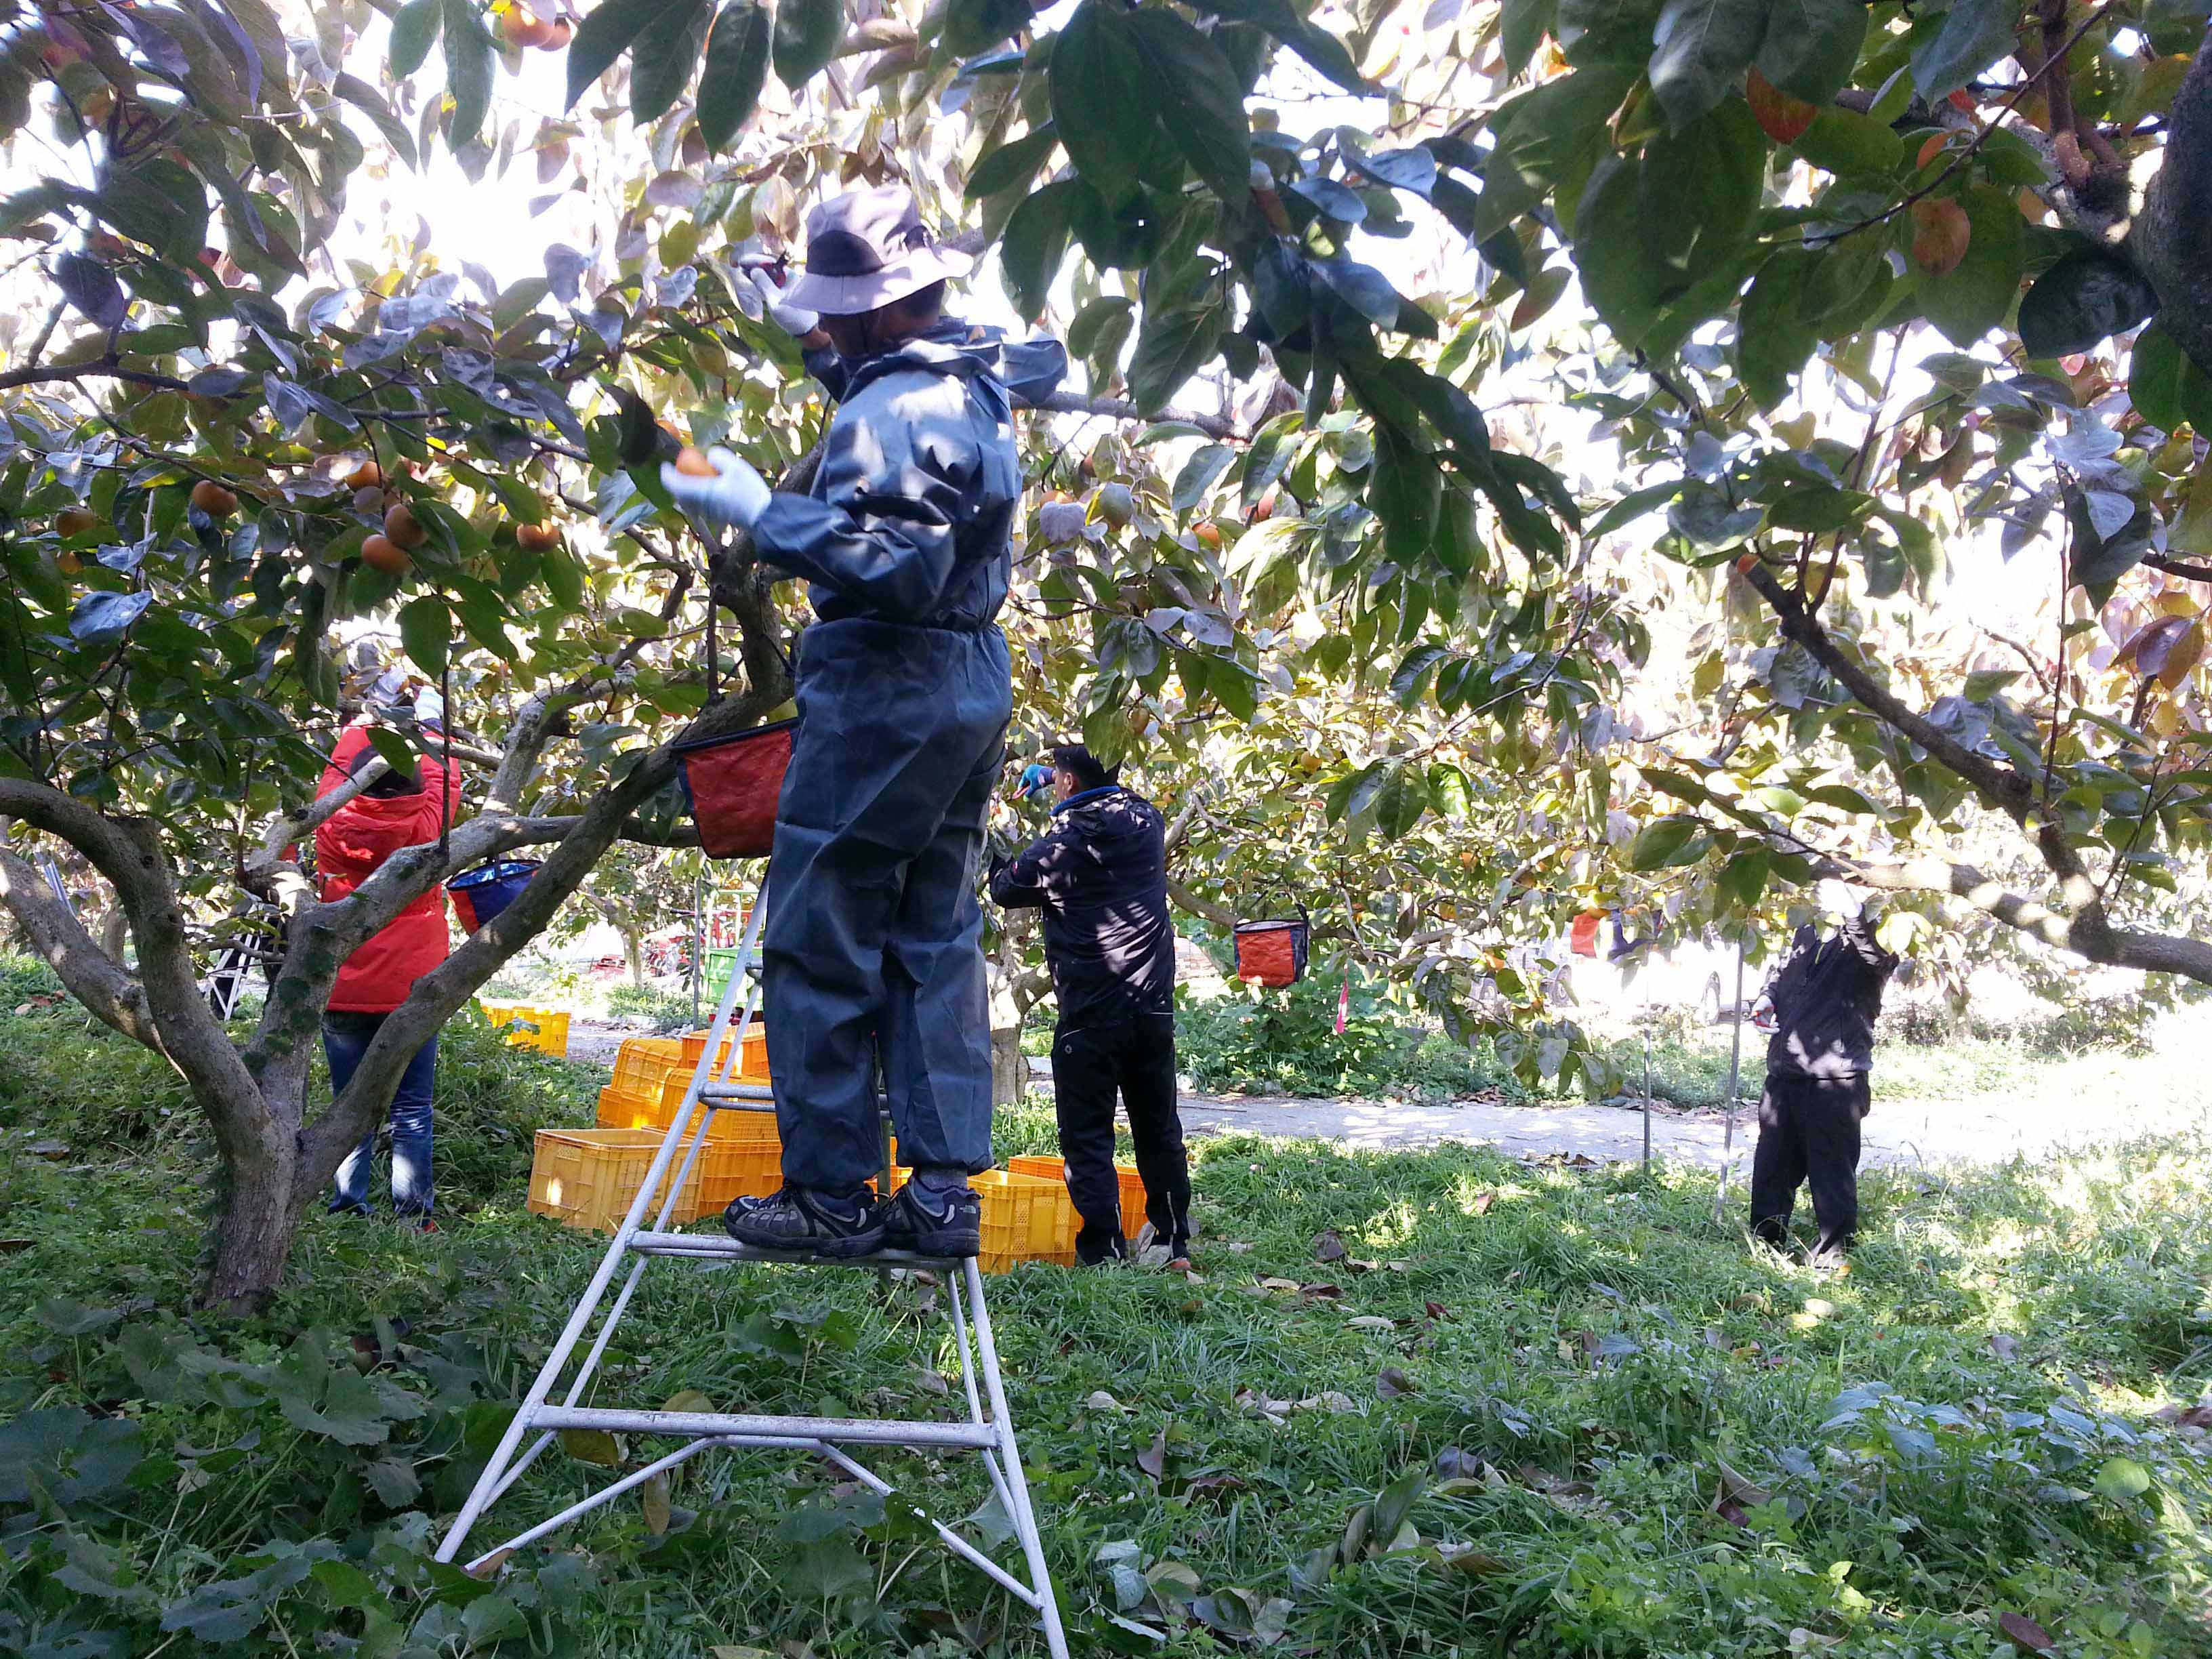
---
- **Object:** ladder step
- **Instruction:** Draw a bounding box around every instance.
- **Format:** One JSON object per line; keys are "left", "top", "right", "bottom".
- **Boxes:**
{"left": 627, "top": 1229, "right": 966, "bottom": 1271}
{"left": 699, "top": 1081, "right": 775, "bottom": 1105}
{"left": 530, "top": 1404, "right": 997, "bottom": 1450}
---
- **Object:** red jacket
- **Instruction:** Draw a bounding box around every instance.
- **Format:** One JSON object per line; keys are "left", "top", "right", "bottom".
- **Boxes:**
{"left": 316, "top": 723, "right": 460, "bottom": 1013}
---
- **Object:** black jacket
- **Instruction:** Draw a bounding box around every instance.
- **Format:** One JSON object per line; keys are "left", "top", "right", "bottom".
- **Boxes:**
{"left": 1763, "top": 918, "right": 1900, "bottom": 1081}
{"left": 989, "top": 786, "right": 1175, "bottom": 1029}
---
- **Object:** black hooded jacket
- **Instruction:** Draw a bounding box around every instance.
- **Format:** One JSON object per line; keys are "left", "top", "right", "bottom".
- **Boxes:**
{"left": 1763, "top": 918, "right": 1900, "bottom": 1081}
{"left": 989, "top": 786, "right": 1176, "bottom": 1029}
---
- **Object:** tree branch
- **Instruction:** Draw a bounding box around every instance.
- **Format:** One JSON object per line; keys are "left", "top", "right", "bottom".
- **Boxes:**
{"left": 0, "top": 843, "right": 155, "bottom": 1043}
{"left": 1166, "top": 872, "right": 1237, "bottom": 930}
{"left": 2131, "top": 26, "right": 2212, "bottom": 376}
{"left": 0, "top": 361, "right": 191, "bottom": 394}
{"left": 1036, "top": 390, "right": 1244, "bottom": 443}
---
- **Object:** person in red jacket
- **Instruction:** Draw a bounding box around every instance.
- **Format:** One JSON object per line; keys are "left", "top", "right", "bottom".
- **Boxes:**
{"left": 316, "top": 687, "right": 459, "bottom": 1223}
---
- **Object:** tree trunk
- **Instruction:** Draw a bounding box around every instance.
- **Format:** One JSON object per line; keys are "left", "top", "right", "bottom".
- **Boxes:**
{"left": 203, "top": 1088, "right": 305, "bottom": 1315}
{"left": 623, "top": 926, "right": 646, "bottom": 989}
{"left": 991, "top": 1021, "right": 1029, "bottom": 1108}
{"left": 100, "top": 904, "right": 128, "bottom": 964}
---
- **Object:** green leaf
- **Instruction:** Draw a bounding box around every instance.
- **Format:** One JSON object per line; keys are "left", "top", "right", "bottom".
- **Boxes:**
{"left": 333, "top": 74, "right": 420, "bottom": 173}
{"left": 2018, "top": 245, "right": 2160, "bottom": 359}
{"left": 1128, "top": 300, "right": 1225, "bottom": 415}
{"left": 1558, "top": 0, "right": 1666, "bottom": 65}
{"left": 2093, "top": 1455, "right": 2152, "bottom": 1500}
{"left": 398, "top": 595, "right": 450, "bottom": 678}
{"left": 1638, "top": 97, "right": 1766, "bottom": 287}
{"left": 361, "top": 726, "right": 420, "bottom": 781}
{"left": 390, "top": 0, "right": 441, "bottom": 77}
{"left": 698, "top": 3, "right": 772, "bottom": 152}
{"left": 566, "top": 0, "right": 666, "bottom": 108}
{"left": 1000, "top": 180, "right": 1076, "bottom": 321}
{"left": 1475, "top": 68, "right": 1636, "bottom": 239}
{"left": 1574, "top": 156, "right": 1666, "bottom": 345}
{"left": 2131, "top": 323, "right": 2212, "bottom": 432}
{"left": 1125, "top": 10, "right": 1252, "bottom": 207}
{"left": 1629, "top": 814, "right": 1710, "bottom": 870}
{"left": 1648, "top": 0, "right": 1769, "bottom": 129}
{"left": 773, "top": 0, "right": 842, "bottom": 87}
{"left": 1790, "top": 105, "right": 1904, "bottom": 176}
{"left": 1501, "top": 0, "right": 1557, "bottom": 73}
{"left": 96, "top": 159, "right": 209, "bottom": 262}
{"left": 1172, "top": 444, "right": 1237, "bottom": 512}
{"left": 1912, "top": 0, "right": 2015, "bottom": 98}
{"left": 1049, "top": 1, "right": 1158, "bottom": 209}
{"left": 1754, "top": 0, "right": 1866, "bottom": 102}
{"left": 967, "top": 124, "right": 1059, "bottom": 199}
{"left": 632, "top": 0, "right": 714, "bottom": 122}
{"left": 560, "top": 1428, "right": 623, "bottom": 1467}
{"left": 1370, "top": 429, "right": 1444, "bottom": 565}
{"left": 1921, "top": 184, "right": 2025, "bottom": 348}
{"left": 441, "top": 0, "right": 493, "bottom": 148}
{"left": 1719, "top": 846, "right": 1769, "bottom": 907}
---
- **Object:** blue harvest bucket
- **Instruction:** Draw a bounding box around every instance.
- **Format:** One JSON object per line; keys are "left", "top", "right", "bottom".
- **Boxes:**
{"left": 447, "top": 860, "right": 541, "bottom": 932}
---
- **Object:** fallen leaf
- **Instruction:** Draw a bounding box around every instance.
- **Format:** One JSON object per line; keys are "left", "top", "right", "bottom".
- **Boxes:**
{"left": 1258, "top": 1276, "right": 1301, "bottom": 1292}
{"left": 1431, "top": 1544, "right": 1513, "bottom": 1576}
{"left": 1186, "top": 1471, "right": 1247, "bottom": 1500}
{"left": 1424, "top": 1300, "right": 1452, "bottom": 1322}
{"left": 1345, "top": 1257, "right": 1381, "bottom": 1274}
{"left": 1704, "top": 1325, "right": 1728, "bottom": 1349}
{"left": 1224, "top": 1242, "right": 1253, "bottom": 1254}
{"left": 1988, "top": 1332, "right": 2019, "bottom": 1361}
{"left": 1313, "top": 1229, "right": 1347, "bottom": 1262}
{"left": 25, "top": 1140, "right": 69, "bottom": 1158}
{"left": 711, "top": 1647, "right": 775, "bottom": 1659}
{"left": 641, "top": 1471, "right": 672, "bottom": 1535}
{"left": 466, "top": 1547, "right": 514, "bottom": 1580}
{"left": 1295, "top": 1391, "right": 1359, "bottom": 1414}
{"left": 0, "top": 1240, "right": 32, "bottom": 1254}
{"left": 1347, "top": 1315, "right": 1397, "bottom": 1332}
{"left": 1470, "top": 1190, "right": 1497, "bottom": 1215}
{"left": 1996, "top": 1612, "right": 2055, "bottom": 1653}
{"left": 558, "top": 1428, "right": 623, "bottom": 1469}
{"left": 1377, "top": 1367, "right": 1418, "bottom": 1398}
{"left": 1712, "top": 1457, "right": 1771, "bottom": 1516}
{"left": 1384, "top": 1260, "right": 1412, "bottom": 1272}
{"left": 1299, "top": 1282, "right": 1342, "bottom": 1299}
{"left": 916, "top": 1370, "right": 949, "bottom": 1396}
{"left": 1136, "top": 1427, "right": 1168, "bottom": 1480}
{"left": 662, "top": 1389, "right": 713, "bottom": 1415}
{"left": 1087, "top": 1390, "right": 1130, "bottom": 1413}
{"left": 1433, "top": 1448, "right": 1486, "bottom": 1481}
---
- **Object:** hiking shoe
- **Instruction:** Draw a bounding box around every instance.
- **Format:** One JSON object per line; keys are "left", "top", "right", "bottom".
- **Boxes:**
{"left": 724, "top": 1185, "right": 885, "bottom": 1258}
{"left": 881, "top": 1181, "right": 982, "bottom": 1258}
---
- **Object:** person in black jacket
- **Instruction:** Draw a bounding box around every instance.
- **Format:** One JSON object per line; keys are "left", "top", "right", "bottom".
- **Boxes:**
{"left": 989, "top": 745, "right": 1191, "bottom": 1267}
{"left": 1747, "top": 880, "right": 1901, "bottom": 1261}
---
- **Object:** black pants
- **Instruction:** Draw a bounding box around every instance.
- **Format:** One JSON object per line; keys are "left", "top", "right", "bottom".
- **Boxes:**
{"left": 1052, "top": 1013, "right": 1190, "bottom": 1259}
{"left": 1749, "top": 1071, "right": 1869, "bottom": 1258}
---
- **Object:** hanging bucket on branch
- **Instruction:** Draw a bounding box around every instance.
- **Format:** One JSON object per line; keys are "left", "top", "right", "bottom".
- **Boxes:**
{"left": 447, "top": 860, "right": 542, "bottom": 932}
{"left": 674, "top": 718, "right": 797, "bottom": 859}
{"left": 1233, "top": 908, "right": 1310, "bottom": 988}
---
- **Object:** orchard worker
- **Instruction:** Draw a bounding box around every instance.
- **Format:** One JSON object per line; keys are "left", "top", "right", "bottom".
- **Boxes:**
{"left": 990, "top": 744, "right": 1191, "bottom": 1268}
{"left": 1746, "top": 878, "right": 1901, "bottom": 1262}
{"left": 665, "top": 186, "right": 1066, "bottom": 1259}
{"left": 316, "top": 673, "right": 460, "bottom": 1228}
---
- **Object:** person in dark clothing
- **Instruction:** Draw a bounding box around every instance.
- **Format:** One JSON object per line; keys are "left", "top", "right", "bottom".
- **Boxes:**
{"left": 989, "top": 745, "right": 1192, "bottom": 1267}
{"left": 665, "top": 186, "right": 1067, "bottom": 1259}
{"left": 1747, "top": 880, "right": 1900, "bottom": 1261}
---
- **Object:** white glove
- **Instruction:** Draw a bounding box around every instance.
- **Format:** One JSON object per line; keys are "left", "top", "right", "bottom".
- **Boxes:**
{"left": 1814, "top": 877, "right": 1864, "bottom": 921}
{"left": 1749, "top": 994, "right": 1778, "bottom": 1033}
{"left": 415, "top": 685, "right": 445, "bottom": 726}
{"left": 661, "top": 445, "right": 771, "bottom": 531}
{"left": 366, "top": 667, "right": 408, "bottom": 708}
{"left": 747, "top": 266, "right": 818, "bottom": 338}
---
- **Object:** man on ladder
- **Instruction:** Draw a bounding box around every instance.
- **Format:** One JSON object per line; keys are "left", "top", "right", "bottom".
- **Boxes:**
{"left": 667, "top": 186, "right": 1066, "bottom": 1258}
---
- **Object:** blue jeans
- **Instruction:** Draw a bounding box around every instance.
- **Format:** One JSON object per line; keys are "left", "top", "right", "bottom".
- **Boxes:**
{"left": 323, "top": 1011, "right": 438, "bottom": 1216}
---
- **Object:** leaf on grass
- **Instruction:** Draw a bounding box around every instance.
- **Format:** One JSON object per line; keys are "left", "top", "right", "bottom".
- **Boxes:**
{"left": 1347, "top": 1315, "right": 1398, "bottom": 1331}
{"left": 1086, "top": 1390, "right": 1130, "bottom": 1413}
{"left": 1711, "top": 1456, "right": 1771, "bottom": 1521}
{"left": 1136, "top": 1427, "right": 1168, "bottom": 1479}
{"left": 1470, "top": 1189, "right": 1497, "bottom": 1214}
{"left": 558, "top": 1428, "right": 623, "bottom": 1468}
{"left": 1996, "top": 1612, "right": 2056, "bottom": 1653}
{"left": 1987, "top": 1332, "right": 2019, "bottom": 1361}
{"left": 1296, "top": 1391, "right": 1359, "bottom": 1414}
{"left": 641, "top": 1471, "right": 672, "bottom": 1534}
{"left": 1313, "top": 1229, "right": 1347, "bottom": 1262}
{"left": 1377, "top": 1367, "right": 1418, "bottom": 1398}
{"left": 2093, "top": 1455, "right": 2151, "bottom": 1500}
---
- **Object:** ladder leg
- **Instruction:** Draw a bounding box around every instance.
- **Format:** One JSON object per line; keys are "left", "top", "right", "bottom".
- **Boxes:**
{"left": 962, "top": 1259, "right": 1071, "bottom": 1659}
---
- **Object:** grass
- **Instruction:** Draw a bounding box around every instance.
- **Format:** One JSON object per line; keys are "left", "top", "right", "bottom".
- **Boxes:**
{"left": 4, "top": 983, "right": 2212, "bottom": 1656}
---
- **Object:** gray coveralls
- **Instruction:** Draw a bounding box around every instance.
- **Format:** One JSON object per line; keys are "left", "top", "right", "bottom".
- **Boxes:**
{"left": 749, "top": 322, "right": 1067, "bottom": 1193}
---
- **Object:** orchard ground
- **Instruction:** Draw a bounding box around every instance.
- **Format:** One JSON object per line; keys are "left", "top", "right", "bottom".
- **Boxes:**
{"left": 8, "top": 961, "right": 2212, "bottom": 1656}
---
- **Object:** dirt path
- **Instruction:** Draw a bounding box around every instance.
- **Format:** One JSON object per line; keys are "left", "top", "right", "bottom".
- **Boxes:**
{"left": 562, "top": 1019, "right": 2203, "bottom": 1171}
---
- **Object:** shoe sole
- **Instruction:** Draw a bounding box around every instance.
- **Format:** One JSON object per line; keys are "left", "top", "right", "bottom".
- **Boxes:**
{"left": 884, "top": 1223, "right": 982, "bottom": 1257}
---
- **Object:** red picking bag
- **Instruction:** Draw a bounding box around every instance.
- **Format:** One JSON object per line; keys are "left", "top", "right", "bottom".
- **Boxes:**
{"left": 1234, "top": 914, "right": 1309, "bottom": 987}
{"left": 674, "top": 718, "right": 797, "bottom": 859}
{"left": 1570, "top": 912, "right": 1603, "bottom": 958}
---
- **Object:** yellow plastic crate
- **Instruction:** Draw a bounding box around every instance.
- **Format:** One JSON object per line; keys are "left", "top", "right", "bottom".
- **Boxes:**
{"left": 680, "top": 1025, "right": 771, "bottom": 1080}
{"left": 527, "top": 1127, "right": 754, "bottom": 1232}
{"left": 1008, "top": 1154, "right": 1149, "bottom": 1241}
{"left": 480, "top": 1002, "right": 570, "bottom": 1057}
{"left": 611, "top": 1036, "right": 689, "bottom": 1099}
{"left": 974, "top": 1169, "right": 1076, "bottom": 1272}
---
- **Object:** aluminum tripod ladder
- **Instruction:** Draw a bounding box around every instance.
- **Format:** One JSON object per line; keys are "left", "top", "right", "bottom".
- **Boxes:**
{"left": 435, "top": 897, "right": 1070, "bottom": 1656}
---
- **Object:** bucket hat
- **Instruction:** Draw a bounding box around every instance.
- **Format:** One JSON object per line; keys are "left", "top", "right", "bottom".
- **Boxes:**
{"left": 783, "top": 184, "right": 972, "bottom": 316}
